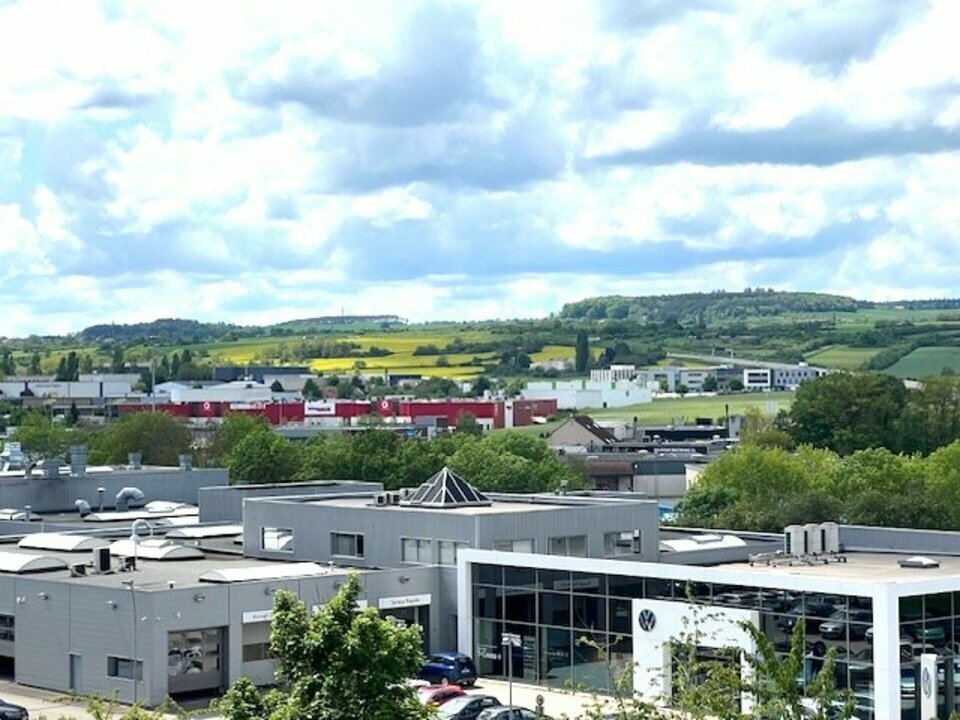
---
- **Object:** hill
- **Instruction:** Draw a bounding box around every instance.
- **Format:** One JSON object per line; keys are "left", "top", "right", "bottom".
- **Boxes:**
{"left": 79, "top": 318, "right": 243, "bottom": 344}
{"left": 559, "top": 290, "right": 861, "bottom": 325}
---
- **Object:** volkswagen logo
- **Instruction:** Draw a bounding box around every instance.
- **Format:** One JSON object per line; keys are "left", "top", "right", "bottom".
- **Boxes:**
{"left": 638, "top": 609, "right": 657, "bottom": 632}
{"left": 922, "top": 666, "right": 932, "bottom": 698}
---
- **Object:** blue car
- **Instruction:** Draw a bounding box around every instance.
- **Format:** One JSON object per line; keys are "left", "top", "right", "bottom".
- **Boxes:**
{"left": 419, "top": 652, "right": 478, "bottom": 686}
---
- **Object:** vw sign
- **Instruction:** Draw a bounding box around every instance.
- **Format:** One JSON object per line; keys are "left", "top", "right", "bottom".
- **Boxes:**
{"left": 638, "top": 608, "right": 657, "bottom": 632}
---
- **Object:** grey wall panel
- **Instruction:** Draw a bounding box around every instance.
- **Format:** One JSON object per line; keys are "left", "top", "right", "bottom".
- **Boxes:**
{"left": 199, "top": 481, "right": 383, "bottom": 523}
{"left": 0, "top": 468, "right": 227, "bottom": 514}
{"left": 840, "top": 525, "right": 960, "bottom": 555}
{"left": 13, "top": 578, "right": 71, "bottom": 693}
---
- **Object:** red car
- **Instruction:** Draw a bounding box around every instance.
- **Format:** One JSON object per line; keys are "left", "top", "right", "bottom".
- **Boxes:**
{"left": 418, "top": 684, "right": 466, "bottom": 707}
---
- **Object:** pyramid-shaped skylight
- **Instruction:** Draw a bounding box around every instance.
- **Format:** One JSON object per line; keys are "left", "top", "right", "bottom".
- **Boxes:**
{"left": 400, "top": 466, "right": 492, "bottom": 508}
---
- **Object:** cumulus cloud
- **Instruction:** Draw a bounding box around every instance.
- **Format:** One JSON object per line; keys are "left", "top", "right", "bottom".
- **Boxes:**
{"left": 0, "top": 0, "right": 958, "bottom": 333}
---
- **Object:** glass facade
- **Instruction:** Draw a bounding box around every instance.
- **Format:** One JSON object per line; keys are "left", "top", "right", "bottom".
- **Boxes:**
{"left": 898, "top": 593, "right": 960, "bottom": 720}
{"left": 472, "top": 563, "right": 874, "bottom": 717}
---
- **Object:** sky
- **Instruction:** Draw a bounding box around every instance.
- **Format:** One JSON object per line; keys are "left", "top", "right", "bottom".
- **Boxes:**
{"left": 1, "top": 0, "right": 959, "bottom": 336}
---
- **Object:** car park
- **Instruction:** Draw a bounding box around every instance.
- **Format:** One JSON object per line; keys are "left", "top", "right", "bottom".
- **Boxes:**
{"left": 437, "top": 694, "right": 502, "bottom": 720}
{"left": 419, "top": 652, "right": 478, "bottom": 686}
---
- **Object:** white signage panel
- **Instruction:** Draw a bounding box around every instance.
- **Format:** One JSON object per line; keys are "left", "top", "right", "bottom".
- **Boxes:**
{"left": 242, "top": 609, "right": 273, "bottom": 624}
{"left": 378, "top": 593, "right": 431, "bottom": 610}
{"left": 305, "top": 401, "right": 337, "bottom": 417}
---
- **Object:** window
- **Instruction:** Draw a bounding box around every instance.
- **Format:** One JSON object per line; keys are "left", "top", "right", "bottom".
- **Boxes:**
{"left": 242, "top": 642, "right": 274, "bottom": 662}
{"left": 439, "top": 540, "right": 469, "bottom": 566}
{"left": 548, "top": 535, "right": 588, "bottom": 557}
{"left": 493, "top": 539, "right": 535, "bottom": 553}
{"left": 401, "top": 537, "right": 432, "bottom": 564}
{"left": 260, "top": 527, "right": 294, "bottom": 552}
{"left": 168, "top": 628, "right": 222, "bottom": 677}
{"left": 604, "top": 530, "right": 640, "bottom": 556}
{"left": 0, "top": 614, "right": 14, "bottom": 642}
{"left": 331, "top": 532, "right": 365, "bottom": 558}
{"left": 107, "top": 656, "right": 142, "bottom": 681}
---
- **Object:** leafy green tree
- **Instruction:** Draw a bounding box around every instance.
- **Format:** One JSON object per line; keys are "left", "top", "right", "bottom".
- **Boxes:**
{"left": 471, "top": 375, "right": 492, "bottom": 396}
{"left": 925, "top": 441, "right": 960, "bottom": 528}
{"left": 454, "top": 412, "right": 483, "bottom": 436}
{"left": 111, "top": 346, "right": 125, "bottom": 372}
{"left": 728, "top": 378, "right": 744, "bottom": 392}
{"left": 11, "top": 413, "right": 84, "bottom": 460}
{"left": 788, "top": 372, "right": 908, "bottom": 454}
{"left": 28, "top": 351, "right": 41, "bottom": 375}
{"left": 88, "top": 411, "right": 191, "bottom": 465}
{"left": 701, "top": 375, "right": 718, "bottom": 392}
{"left": 575, "top": 330, "right": 590, "bottom": 373}
{"left": 898, "top": 375, "right": 960, "bottom": 454}
{"left": 302, "top": 378, "right": 322, "bottom": 400}
{"left": 79, "top": 353, "right": 94, "bottom": 374}
{"left": 205, "top": 413, "right": 271, "bottom": 467}
{"left": 220, "top": 575, "right": 429, "bottom": 720}
{"left": 227, "top": 428, "right": 302, "bottom": 484}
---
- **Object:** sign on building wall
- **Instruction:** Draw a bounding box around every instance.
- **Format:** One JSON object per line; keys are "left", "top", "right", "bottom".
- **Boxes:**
{"left": 378, "top": 593, "right": 431, "bottom": 610}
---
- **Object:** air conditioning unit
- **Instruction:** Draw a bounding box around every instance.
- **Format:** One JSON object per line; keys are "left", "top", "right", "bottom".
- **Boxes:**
{"left": 784, "top": 525, "right": 805, "bottom": 556}
{"left": 375, "top": 494, "right": 388, "bottom": 506}
{"left": 388, "top": 492, "right": 401, "bottom": 505}
{"left": 820, "top": 522, "right": 840, "bottom": 554}
{"left": 93, "top": 546, "right": 111, "bottom": 574}
{"left": 803, "top": 523, "right": 823, "bottom": 555}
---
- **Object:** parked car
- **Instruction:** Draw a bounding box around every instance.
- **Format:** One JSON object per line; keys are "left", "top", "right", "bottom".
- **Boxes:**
{"left": 419, "top": 652, "right": 478, "bottom": 686}
{"left": 478, "top": 706, "right": 545, "bottom": 720}
{"left": 0, "top": 699, "right": 28, "bottom": 720}
{"left": 437, "top": 695, "right": 502, "bottom": 720}
{"left": 418, "top": 684, "right": 466, "bottom": 707}
{"left": 907, "top": 623, "right": 947, "bottom": 645}
{"left": 818, "top": 609, "right": 872, "bottom": 639}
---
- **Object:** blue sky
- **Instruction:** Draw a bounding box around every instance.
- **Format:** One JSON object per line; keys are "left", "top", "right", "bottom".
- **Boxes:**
{"left": 1, "top": 0, "right": 959, "bottom": 336}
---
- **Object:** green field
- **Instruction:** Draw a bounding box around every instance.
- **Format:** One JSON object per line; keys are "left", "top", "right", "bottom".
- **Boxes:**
{"left": 583, "top": 391, "right": 795, "bottom": 425}
{"left": 884, "top": 346, "right": 960, "bottom": 379}
{"left": 804, "top": 345, "right": 880, "bottom": 370}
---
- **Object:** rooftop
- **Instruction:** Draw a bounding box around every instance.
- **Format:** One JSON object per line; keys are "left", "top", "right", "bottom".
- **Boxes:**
{"left": 723, "top": 552, "right": 960, "bottom": 585}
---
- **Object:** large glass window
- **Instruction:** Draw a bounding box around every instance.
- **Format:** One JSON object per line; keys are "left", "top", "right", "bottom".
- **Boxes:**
{"left": 439, "top": 540, "right": 469, "bottom": 566}
{"left": 331, "top": 532, "right": 364, "bottom": 558}
{"left": 548, "top": 535, "right": 588, "bottom": 557}
{"left": 107, "top": 656, "right": 142, "bottom": 680}
{"left": 401, "top": 537, "right": 432, "bottom": 564}
{"left": 260, "top": 527, "right": 293, "bottom": 552}
{"left": 604, "top": 531, "right": 640, "bottom": 556}
{"left": 494, "top": 539, "right": 535, "bottom": 553}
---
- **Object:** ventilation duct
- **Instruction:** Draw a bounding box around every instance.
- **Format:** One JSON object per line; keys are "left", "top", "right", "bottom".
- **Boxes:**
{"left": 127, "top": 453, "right": 142, "bottom": 470}
{"left": 75, "top": 499, "right": 91, "bottom": 517}
{"left": 40, "top": 460, "right": 60, "bottom": 478}
{"left": 178, "top": 454, "right": 193, "bottom": 471}
{"left": 69, "top": 445, "right": 88, "bottom": 476}
{"left": 115, "top": 487, "right": 146, "bottom": 512}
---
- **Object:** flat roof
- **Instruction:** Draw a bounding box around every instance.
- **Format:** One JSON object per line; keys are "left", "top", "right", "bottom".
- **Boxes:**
{"left": 721, "top": 552, "right": 960, "bottom": 585}
{"left": 308, "top": 496, "right": 593, "bottom": 515}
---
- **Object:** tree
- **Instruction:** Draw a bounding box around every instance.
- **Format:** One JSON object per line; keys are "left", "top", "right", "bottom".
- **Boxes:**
{"left": 270, "top": 379, "right": 285, "bottom": 392}
{"left": 471, "top": 375, "right": 492, "bottom": 396}
{"left": 79, "top": 354, "right": 94, "bottom": 374}
{"left": 454, "top": 412, "right": 483, "bottom": 436}
{"left": 788, "top": 372, "right": 908, "bottom": 455}
{"left": 301, "top": 378, "right": 322, "bottom": 400}
{"left": 728, "top": 378, "right": 744, "bottom": 392}
{"left": 111, "top": 346, "right": 125, "bottom": 373}
{"left": 219, "top": 575, "right": 429, "bottom": 720}
{"left": 28, "top": 351, "right": 41, "bottom": 375}
{"left": 88, "top": 411, "right": 192, "bottom": 465}
{"left": 701, "top": 375, "right": 718, "bottom": 392}
{"left": 227, "top": 428, "right": 301, "bottom": 484}
{"left": 205, "top": 413, "right": 271, "bottom": 467}
{"left": 11, "top": 413, "right": 84, "bottom": 460}
{"left": 575, "top": 330, "right": 590, "bottom": 373}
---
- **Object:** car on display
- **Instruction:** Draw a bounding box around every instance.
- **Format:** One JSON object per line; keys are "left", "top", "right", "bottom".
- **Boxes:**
{"left": 0, "top": 699, "right": 28, "bottom": 720}
{"left": 436, "top": 694, "right": 502, "bottom": 720}
{"left": 818, "top": 609, "right": 872, "bottom": 639}
{"left": 419, "top": 652, "right": 479, "bottom": 686}
{"left": 907, "top": 623, "right": 948, "bottom": 645}
{"left": 477, "top": 706, "right": 544, "bottom": 720}
{"left": 418, "top": 684, "right": 466, "bottom": 707}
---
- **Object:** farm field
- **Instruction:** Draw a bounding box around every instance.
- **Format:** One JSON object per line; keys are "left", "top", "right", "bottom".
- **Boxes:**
{"left": 884, "top": 346, "right": 960, "bottom": 379}
{"left": 804, "top": 345, "right": 879, "bottom": 370}
{"left": 584, "top": 391, "right": 795, "bottom": 425}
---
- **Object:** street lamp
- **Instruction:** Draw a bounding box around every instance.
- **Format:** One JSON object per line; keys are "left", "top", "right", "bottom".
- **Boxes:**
{"left": 501, "top": 632, "right": 521, "bottom": 708}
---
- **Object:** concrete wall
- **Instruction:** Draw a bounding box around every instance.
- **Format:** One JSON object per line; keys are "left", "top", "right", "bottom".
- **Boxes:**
{"left": 198, "top": 480, "right": 383, "bottom": 523}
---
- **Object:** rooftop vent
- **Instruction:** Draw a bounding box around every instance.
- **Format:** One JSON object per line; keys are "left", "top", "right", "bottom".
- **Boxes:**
{"left": 898, "top": 556, "right": 941, "bottom": 569}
